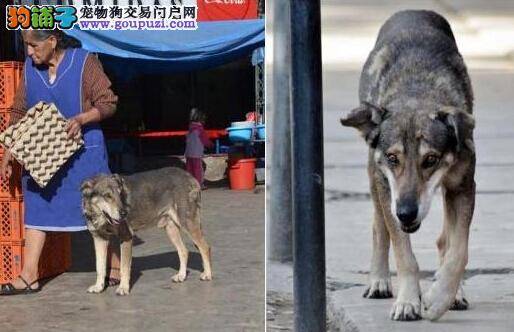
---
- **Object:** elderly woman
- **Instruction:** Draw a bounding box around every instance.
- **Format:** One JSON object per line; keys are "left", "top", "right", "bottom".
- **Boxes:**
{"left": 0, "top": 30, "right": 120, "bottom": 294}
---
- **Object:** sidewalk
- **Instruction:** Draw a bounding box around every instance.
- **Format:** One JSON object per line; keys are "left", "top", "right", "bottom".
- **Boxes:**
{"left": 0, "top": 187, "right": 265, "bottom": 332}
{"left": 267, "top": 1, "right": 514, "bottom": 331}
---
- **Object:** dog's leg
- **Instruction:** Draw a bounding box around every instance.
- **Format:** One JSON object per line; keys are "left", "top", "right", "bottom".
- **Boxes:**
{"left": 388, "top": 228, "right": 421, "bottom": 321}
{"left": 116, "top": 238, "right": 132, "bottom": 296}
{"left": 87, "top": 235, "right": 109, "bottom": 294}
{"left": 436, "top": 220, "right": 469, "bottom": 311}
{"left": 166, "top": 221, "right": 189, "bottom": 283}
{"left": 422, "top": 184, "right": 474, "bottom": 320}
{"left": 377, "top": 185, "right": 421, "bottom": 321}
{"left": 364, "top": 180, "right": 392, "bottom": 298}
{"left": 185, "top": 220, "right": 213, "bottom": 281}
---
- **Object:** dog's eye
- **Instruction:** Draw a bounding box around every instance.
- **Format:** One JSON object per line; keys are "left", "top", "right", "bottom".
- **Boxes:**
{"left": 104, "top": 193, "right": 113, "bottom": 200}
{"left": 422, "top": 155, "right": 440, "bottom": 168}
{"left": 386, "top": 153, "right": 399, "bottom": 166}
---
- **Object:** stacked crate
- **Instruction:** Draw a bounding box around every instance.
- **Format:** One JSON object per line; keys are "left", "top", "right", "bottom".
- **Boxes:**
{"left": 0, "top": 62, "right": 25, "bottom": 284}
{"left": 0, "top": 62, "right": 71, "bottom": 284}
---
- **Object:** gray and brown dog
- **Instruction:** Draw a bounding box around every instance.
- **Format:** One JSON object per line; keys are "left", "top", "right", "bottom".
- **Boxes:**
{"left": 341, "top": 10, "right": 475, "bottom": 321}
{"left": 81, "top": 167, "right": 213, "bottom": 296}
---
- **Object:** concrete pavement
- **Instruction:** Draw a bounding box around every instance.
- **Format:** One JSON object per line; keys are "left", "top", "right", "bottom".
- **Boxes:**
{"left": 267, "top": 0, "right": 514, "bottom": 330}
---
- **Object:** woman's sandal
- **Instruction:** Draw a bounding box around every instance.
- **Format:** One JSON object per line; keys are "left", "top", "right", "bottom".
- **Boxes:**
{"left": 0, "top": 276, "right": 41, "bottom": 295}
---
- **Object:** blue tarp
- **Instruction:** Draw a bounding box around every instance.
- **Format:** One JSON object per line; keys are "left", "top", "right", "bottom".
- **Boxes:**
{"left": 64, "top": 19, "right": 264, "bottom": 76}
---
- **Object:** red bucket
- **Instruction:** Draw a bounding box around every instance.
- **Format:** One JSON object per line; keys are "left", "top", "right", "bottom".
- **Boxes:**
{"left": 228, "top": 158, "right": 256, "bottom": 190}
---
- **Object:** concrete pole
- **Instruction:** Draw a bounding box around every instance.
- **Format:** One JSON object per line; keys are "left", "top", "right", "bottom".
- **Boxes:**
{"left": 266, "top": 0, "right": 293, "bottom": 262}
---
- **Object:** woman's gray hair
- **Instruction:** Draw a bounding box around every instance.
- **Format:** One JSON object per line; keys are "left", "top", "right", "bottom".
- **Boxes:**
{"left": 24, "top": 30, "right": 81, "bottom": 49}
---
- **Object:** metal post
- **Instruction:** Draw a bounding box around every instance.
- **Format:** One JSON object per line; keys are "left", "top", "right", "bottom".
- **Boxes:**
{"left": 290, "top": 0, "right": 326, "bottom": 331}
{"left": 267, "top": 0, "right": 292, "bottom": 262}
{"left": 255, "top": 62, "right": 265, "bottom": 122}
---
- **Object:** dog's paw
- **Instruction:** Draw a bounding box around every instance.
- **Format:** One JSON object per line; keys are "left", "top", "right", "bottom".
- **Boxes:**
{"left": 172, "top": 272, "right": 187, "bottom": 283}
{"left": 449, "top": 285, "right": 469, "bottom": 311}
{"left": 422, "top": 288, "right": 451, "bottom": 321}
{"left": 200, "top": 272, "right": 212, "bottom": 281}
{"left": 115, "top": 285, "right": 130, "bottom": 296}
{"left": 87, "top": 283, "right": 105, "bottom": 294}
{"left": 363, "top": 278, "right": 392, "bottom": 299}
{"left": 449, "top": 297, "right": 469, "bottom": 311}
{"left": 390, "top": 299, "right": 421, "bottom": 321}
{"left": 448, "top": 297, "right": 469, "bottom": 311}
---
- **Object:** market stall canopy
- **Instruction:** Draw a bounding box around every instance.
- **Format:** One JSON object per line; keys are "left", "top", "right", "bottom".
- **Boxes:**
{"left": 64, "top": 19, "right": 264, "bottom": 76}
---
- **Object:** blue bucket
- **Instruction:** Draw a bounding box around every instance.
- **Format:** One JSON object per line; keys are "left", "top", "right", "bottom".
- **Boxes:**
{"left": 256, "top": 124, "right": 265, "bottom": 139}
{"left": 227, "top": 126, "right": 253, "bottom": 143}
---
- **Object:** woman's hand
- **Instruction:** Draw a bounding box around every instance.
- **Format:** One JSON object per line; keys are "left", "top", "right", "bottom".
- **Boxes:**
{"left": 66, "top": 115, "right": 83, "bottom": 139}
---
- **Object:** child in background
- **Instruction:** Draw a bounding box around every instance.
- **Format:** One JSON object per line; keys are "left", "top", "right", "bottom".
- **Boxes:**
{"left": 185, "top": 108, "right": 213, "bottom": 189}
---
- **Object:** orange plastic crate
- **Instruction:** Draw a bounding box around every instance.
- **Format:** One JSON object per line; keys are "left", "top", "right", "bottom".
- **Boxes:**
{"left": 0, "top": 240, "right": 23, "bottom": 284}
{"left": 38, "top": 232, "right": 72, "bottom": 280}
{"left": 0, "top": 234, "right": 72, "bottom": 284}
{"left": 0, "top": 62, "right": 24, "bottom": 109}
{"left": 0, "top": 198, "right": 23, "bottom": 242}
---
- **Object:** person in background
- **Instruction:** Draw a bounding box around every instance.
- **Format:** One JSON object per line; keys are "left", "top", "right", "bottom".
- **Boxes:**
{"left": 185, "top": 108, "right": 213, "bottom": 189}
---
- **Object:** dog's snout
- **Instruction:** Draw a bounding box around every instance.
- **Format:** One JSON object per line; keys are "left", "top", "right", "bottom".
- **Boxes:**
{"left": 396, "top": 200, "right": 418, "bottom": 224}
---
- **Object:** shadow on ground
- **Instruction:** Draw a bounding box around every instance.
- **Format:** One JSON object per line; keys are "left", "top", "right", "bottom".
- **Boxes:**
{"left": 68, "top": 231, "right": 204, "bottom": 287}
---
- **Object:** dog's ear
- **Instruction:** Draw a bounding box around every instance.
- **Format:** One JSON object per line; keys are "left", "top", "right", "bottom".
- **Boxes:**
{"left": 340, "top": 102, "right": 387, "bottom": 147}
{"left": 435, "top": 107, "right": 475, "bottom": 153}
{"left": 80, "top": 178, "right": 95, "bottom": 197}
{"left": 112, "top": 174, "right": 129, "bottom": 205}
{"left": 112, "top": 174, "right": 125, "bottom": 189}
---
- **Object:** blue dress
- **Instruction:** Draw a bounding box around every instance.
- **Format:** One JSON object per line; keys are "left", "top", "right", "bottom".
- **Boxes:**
{"left": 22, "top": 48, "right": 111, "bottom": 231}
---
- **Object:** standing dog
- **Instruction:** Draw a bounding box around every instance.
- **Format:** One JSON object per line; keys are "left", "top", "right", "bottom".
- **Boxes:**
{"left": 80, "top": 167, "right": 213, "bottom": 296}
{"left": 341, "top": 10, "right": 475, "bottom": 321}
